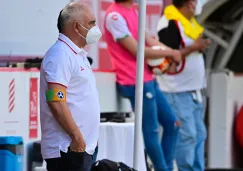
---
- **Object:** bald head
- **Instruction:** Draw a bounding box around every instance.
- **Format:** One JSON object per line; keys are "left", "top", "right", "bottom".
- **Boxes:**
{"left": 57, "top": 2, "right": 94, "bottom": 33}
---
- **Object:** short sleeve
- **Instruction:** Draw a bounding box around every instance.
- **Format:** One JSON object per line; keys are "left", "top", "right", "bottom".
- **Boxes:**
{"left": 157, "top": 19, "right": 181, "bottom": 49}
{"left": 43, "top": 49, "right": 72, "bottom": 87}
{"left": 105, "top": 12, "right": 131, "bottom": 41}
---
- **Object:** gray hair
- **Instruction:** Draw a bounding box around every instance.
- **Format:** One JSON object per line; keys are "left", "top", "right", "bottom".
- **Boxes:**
{"left": 57, "top": 3, "right": 84, "bottom": 33}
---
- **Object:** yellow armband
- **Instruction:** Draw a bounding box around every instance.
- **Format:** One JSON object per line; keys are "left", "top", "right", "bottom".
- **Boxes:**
{"left": 46, "top": 89, "right": 66, "bottom": 102}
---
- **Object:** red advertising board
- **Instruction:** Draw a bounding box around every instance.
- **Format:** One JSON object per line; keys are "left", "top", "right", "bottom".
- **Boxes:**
{"left": 29, "top": 78, "right": 38, "bottom": 139}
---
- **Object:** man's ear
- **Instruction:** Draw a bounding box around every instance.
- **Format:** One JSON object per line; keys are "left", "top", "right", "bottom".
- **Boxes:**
{"left": 73, "top": 22, "right": 80, "bottom": 33}
{"left": 87, "top": 57, "right": 93, "bottom": 65}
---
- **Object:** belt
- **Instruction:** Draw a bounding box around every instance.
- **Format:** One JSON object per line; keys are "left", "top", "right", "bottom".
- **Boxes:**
{"left": 190, "top": 89, "right": 206, "bottom": 96}
{"left": 190, "top": 89, "right": 206, "bottom": 103}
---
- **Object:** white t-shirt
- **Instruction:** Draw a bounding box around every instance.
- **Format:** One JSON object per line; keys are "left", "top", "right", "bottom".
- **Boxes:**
{"left": 40, "top": 33, "right": 100, "bottom": 159}
{"left": 105, "top": 12, "right": 131, "bottom": 41}
{"left": 156, "top": 16, "right": 206, "bottom": 92}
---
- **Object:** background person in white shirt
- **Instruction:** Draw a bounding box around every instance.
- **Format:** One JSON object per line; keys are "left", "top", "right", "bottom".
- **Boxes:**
{"left": 40, "top": 2, "right": 102, "bottom": 171}
{"left": 156, "top": 0, "right": 211, "bottom": 170}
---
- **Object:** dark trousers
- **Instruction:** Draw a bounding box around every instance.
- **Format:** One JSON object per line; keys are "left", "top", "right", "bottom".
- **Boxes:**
{"left": 45, "top": 150, "right": 93, "bottom": 171}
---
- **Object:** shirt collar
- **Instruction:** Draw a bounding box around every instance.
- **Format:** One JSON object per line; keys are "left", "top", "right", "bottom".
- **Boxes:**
{"left": 58, "top": 33, "right": 87, "bottom": 55}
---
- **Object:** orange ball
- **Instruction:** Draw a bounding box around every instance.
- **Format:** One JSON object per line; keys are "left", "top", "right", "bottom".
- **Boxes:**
{"left": 147, "top": 46, "right": 171, "bottom": 75}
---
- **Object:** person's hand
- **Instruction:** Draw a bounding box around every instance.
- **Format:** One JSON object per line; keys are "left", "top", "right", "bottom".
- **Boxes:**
{"left": 171, "top": 50, "right": 182, "bottom": 64}
{"left": 167, "top": 61, "right": 177, "bottom": 73}
{"left": 70, "top": 133, "right": 86, "bottom": 152}
{"left": 192, "top": 37, "right": 211, "bottom": 52}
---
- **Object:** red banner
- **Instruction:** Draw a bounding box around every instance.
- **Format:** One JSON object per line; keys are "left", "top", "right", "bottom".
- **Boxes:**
{"left": 29, "top": 78, "right": 38, "bottom": 139}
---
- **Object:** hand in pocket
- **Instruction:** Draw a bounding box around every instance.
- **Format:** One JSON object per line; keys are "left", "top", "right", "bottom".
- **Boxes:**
{"left": 67, "top": 148, "right": 85, "bottom": 171}
{"left": 70, "top": 133, "right": 86, "bottom": 152}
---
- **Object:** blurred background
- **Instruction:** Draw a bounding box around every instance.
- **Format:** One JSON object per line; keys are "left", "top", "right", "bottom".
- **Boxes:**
{"left": 1, "top": 0, "right": 243, "bottom": 171}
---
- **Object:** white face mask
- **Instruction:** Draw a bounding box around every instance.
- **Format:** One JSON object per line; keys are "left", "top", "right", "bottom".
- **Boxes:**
{"left": 77, "top": 23, "right": 102, "bottom": 44}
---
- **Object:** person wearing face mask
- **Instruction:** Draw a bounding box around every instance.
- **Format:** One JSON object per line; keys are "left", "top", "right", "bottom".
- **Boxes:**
{"left": 156, "top": 0, "right": 211, "bottom": 171}
{"left": 39, "top": 2, "right": 101, "bottom": 171}
{"left": 104, "top": 0, "right": 183, "bottom": 171}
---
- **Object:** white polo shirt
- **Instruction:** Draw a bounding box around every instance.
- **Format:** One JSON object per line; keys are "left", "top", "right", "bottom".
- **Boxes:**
{"left": 156, "top": 16, "right": 206, "bottom": 93}
{"left": 40, "top": 33, "right": 100, "bottom": 159}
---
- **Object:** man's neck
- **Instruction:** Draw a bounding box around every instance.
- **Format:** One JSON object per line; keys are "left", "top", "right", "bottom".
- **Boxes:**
{"left": 178, "top": 7, "right": 193, "bottom": 20}
{"left": 71, "top": 38, "right": 86, "bottom": 49}
{"left": 63, "top": 32, "right": 86, "bottom": 49}
{"left": 117, "top": 0, "right": 133, "bottom": 8}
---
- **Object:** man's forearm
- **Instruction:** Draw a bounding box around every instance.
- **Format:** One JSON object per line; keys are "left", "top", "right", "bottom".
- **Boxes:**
{"left": 48, "top": 102, "right": 81, "bottom": 140}
{"left": 180, "top": 45, "right": 196, "bottom": 59}
{"left": 144, "top": 47, "right": 174, "bottom": 59}
{"left": 117, "top": 35, "right": 175, "bottom": 60}
{"left": 146, "top": 37, "right": 168, "bottom": 48}
{"left": 145, "top": 33, "right": 169, "bottom": 49}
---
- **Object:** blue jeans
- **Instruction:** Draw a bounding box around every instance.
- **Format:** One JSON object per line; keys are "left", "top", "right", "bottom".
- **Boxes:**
{"left": 117, "top": 80, "right": 179, "bottom": 171}
{"left": 163, "top": 91, "right": 207, "bottom": 171}
{"left": 93, "top": 146, "right": 98, "bottom": 163}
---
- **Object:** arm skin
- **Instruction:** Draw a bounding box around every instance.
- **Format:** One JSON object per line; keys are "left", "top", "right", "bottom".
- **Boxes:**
{"left": 47, "top": 83, "right": 83, "bottom": 142}
{"left": 117, "top": 35, "right": 176, "bottom": 59}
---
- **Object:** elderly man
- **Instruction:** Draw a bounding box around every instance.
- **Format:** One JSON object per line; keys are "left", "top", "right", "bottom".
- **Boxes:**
{"left": 156, "top": 0, "right": 211, "bottom": 170}
{"left": 40, "top": 2, "right": 102, "bottom": 171}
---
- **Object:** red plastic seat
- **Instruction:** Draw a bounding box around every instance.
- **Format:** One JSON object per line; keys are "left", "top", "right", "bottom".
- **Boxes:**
{"left": 235, "top": 105, "right": 243, "bottom": 148}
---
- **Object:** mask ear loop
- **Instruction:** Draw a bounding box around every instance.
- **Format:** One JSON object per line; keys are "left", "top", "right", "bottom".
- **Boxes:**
{"left": 77, "top": 32, "right": 86, "bottom": 40}
{"left": 79, "top": 23, "right": 89, "bottom": 31}
{"left": 76, "top": 23, "right": 88, "bottom": 40}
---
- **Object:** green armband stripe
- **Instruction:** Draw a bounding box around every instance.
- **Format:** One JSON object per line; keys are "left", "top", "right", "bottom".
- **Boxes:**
{"left": 46, "top": 89, "right": 66, "bottom": 102}
{"left": 46, "top": 90, "right": 55, "bottom": 102}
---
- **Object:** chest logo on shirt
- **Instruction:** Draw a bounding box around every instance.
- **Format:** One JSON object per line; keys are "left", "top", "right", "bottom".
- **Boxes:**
{"left": 111, "top": 14, "right": 118, "bottom": 20}
{"left": 80, "top": 66, "right": 85, "bottom": 71}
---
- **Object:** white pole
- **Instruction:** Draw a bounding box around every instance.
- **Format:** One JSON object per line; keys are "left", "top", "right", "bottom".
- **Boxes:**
{"left": 133, "top": 0, "right": 147, "bottom": 170}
